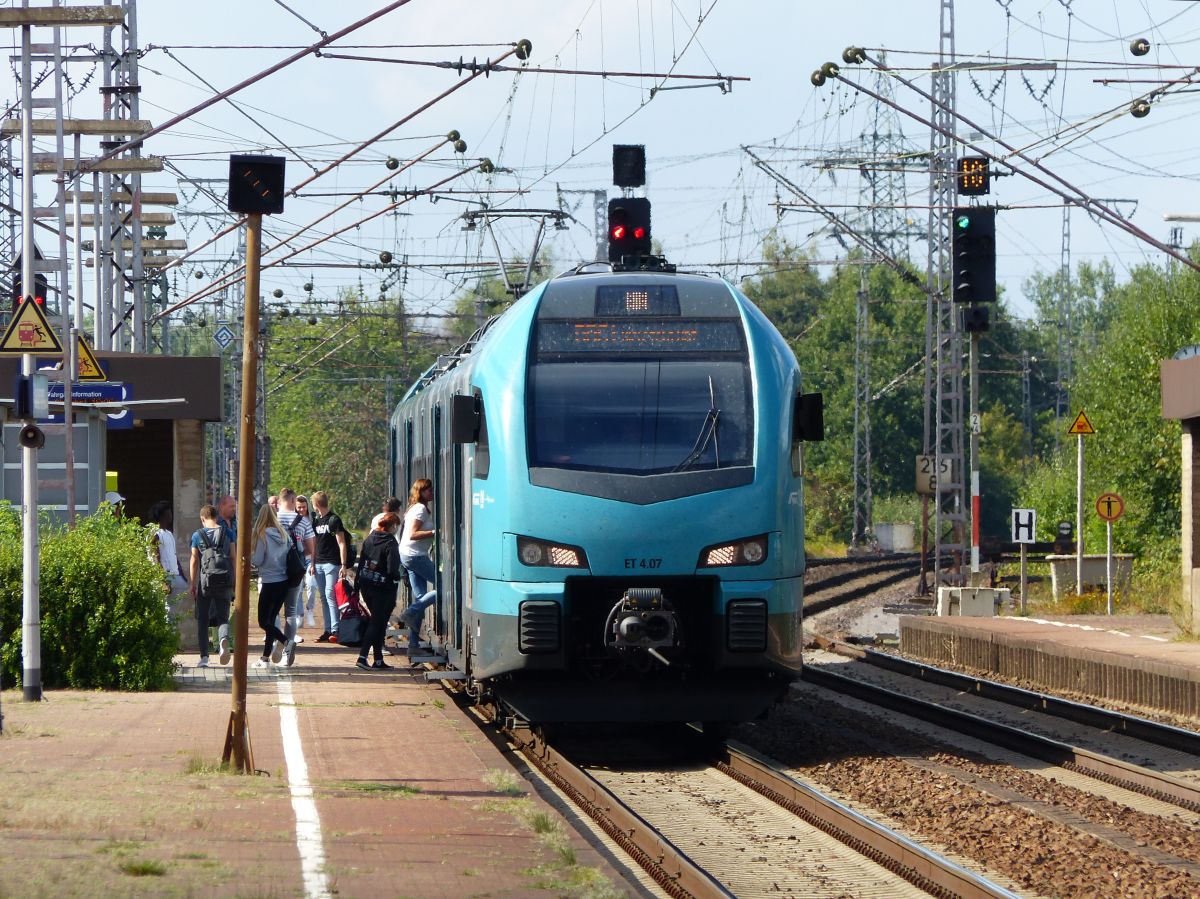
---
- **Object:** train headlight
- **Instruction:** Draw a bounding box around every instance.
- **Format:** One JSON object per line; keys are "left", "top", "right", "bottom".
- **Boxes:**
{"left": 698, "top": 535, "right": 768, "bottom": 567}
{"left": 517, "top": 536, "right": 588, "bottom": 569}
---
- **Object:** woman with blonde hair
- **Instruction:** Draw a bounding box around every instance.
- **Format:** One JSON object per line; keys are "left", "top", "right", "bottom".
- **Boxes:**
{"left": 251, "top": 504, "right": 291, "bottom": 667}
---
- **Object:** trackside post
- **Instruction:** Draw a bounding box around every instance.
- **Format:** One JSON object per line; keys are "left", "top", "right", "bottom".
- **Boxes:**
{"left": 222, "top": 155, "right": 286, "bottom": 773}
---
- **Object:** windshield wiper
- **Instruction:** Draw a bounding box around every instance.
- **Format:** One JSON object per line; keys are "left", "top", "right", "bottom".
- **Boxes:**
{"left": 673, "top": 376, "right": 721, "bottom": 472}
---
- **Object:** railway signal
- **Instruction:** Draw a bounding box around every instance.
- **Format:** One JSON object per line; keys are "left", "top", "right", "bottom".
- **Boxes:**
{"left": 608, "top": 197, "right": 652, "bottom": 262}
{"left": 612, "top": 144, "right": 646, "bottom": 187}
{"left": 10, "top": 272, "right": 48, "bottom": 311}
{"left": 957, "top": 156, "right": 990, "bottom": 196}
{"left": 952, "top": 207, "right": 996, "bottom": 304}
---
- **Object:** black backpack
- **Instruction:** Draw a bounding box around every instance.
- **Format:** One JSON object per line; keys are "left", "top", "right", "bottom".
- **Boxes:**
{"left": 283, "top": 519, "right": 306, "bottom": 588}
{"left": 198, "top": 528, "right": 233, "bottom": 597}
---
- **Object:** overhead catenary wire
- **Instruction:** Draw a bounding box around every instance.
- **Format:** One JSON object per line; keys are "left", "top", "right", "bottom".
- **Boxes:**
{"left": 83, "top": 0, "right": 419, "bottom": 174}
{"left": 830, "top": 51, "right": 1200, "bottom": 275}
{"left": 155, "top": 159, "right": 492, "bottom": 321}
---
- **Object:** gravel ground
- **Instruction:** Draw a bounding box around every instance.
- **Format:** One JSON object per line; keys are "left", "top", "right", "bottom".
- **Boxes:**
{"left": 737, "top": 689, "right": 1200, "bottom": 897}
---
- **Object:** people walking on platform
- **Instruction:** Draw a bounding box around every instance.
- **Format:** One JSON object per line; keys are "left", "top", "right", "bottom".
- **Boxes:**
{"left": 399, "top": 479, "right": 437, "bottom": 656}
{"left": 296, "top": 494, "right": 319, "bottom": 628}
{"left": 217, "top": 494, "right": 237, "bottom": 546}
{"left": 149, "top": 500, "right": 188, "bottom": 604}
{"left": 355, "top": 512, "right": 403, "bottom": 670}
{"left": 189, "top": 505, "right": 234, "bottom": 668}
{"left": 276, "top": 488, "right": 315, "bottom": 663}
{"left": 310, "top": 490, "right": 350, "bottom": 643}
{"left": 251, "top": 504, "right": 290, "bottom": 668}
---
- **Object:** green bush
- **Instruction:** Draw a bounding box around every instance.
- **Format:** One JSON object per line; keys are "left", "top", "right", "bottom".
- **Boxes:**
{"left": 0, "top": 503, "right": 178, "bottom": 690}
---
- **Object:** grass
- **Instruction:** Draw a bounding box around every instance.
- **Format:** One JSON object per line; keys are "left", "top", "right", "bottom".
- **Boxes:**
{"left": 117, "top": 859, "right": 167, "bottom": 877}
{"left": 182, "top": 754, "right": 233, "bottom": 775}
{"left": 483, "top": 768, "right": 525, "bottom": 797}
{"left": 326, "top": 779, "right": 421, "bottom": 796}
{"left": 96, "top": 840, "right": 142, "bottom": 856}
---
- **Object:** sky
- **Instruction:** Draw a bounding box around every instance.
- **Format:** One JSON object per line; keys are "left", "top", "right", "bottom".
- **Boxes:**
{"left": 11, "top": 1, "right": 1200, "bottom": 331}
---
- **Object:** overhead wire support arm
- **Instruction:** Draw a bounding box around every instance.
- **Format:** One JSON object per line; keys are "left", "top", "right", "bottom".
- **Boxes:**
{"left": 155, "top": 158, "right": 494, "bottom": 323}
{"left": 82, "top": 0, "right": 421, "bottom": 173}
{"left": 743, "top": 146, "right": 925, "bottom": 289}
{"left": 151, "top": 133, "right": 461, "bottom": 315}
{"left": 318, "top": 51, "right": 746, "bottom": 89}
{"left": 823, "top": 49, "right": 1200, "bottom": 275}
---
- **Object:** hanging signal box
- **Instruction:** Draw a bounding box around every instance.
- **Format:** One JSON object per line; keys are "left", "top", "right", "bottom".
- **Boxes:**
{"left": 952, "top": 206, "right": 996, "bottom": 303}
{"left": 957, "top": 155, "right": 990, "bottom": 196}
{"left": 228, "top": 154, "right": 287, "bottom": 215}
{"left": 612, "top": 144, "right": 646, "bottom": 188}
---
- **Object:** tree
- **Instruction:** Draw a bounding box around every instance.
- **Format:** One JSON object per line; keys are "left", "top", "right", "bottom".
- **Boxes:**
{"left": 265, "top": 289, "right": 445, "bottom": 526}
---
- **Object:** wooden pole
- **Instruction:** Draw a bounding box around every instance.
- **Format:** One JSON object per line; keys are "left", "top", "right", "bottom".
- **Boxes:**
{"left": 224, "top": 212, "right": 262, "bottom": 773}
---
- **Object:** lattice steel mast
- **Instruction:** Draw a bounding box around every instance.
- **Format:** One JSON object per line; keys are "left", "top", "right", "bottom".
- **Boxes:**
{"left": 923, "top": 0, "right": 966, "bottom": 587}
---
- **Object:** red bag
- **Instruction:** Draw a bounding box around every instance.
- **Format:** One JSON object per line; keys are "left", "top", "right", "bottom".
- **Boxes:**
{"left": 335, "top": 577, "right": 369, "bottom": 619}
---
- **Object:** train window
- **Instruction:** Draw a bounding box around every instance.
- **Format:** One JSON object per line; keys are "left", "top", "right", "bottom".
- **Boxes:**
{"left": 536, "top": 318, "right": 744, "bottom": 355}
{"left": 595, "top": 284, "right": 680, "bottom": 316}
{"left": 474, "top": 389, "right": 490, "bottom": 479}
{"left": 528, "top": 359, "right": 751, "bottom": 475}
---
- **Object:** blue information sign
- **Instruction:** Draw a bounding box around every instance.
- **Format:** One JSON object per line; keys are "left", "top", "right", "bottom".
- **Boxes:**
{"left": 41, "top": 382, "right": 134, "bottom": 429}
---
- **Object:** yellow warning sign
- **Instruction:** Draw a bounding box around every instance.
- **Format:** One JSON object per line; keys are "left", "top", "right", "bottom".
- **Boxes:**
{"left": 1067, "top": 409, "right": 1095, "bottom": 436}
{"left": 76, "top": 335, "right": 106, "bottom": 382}
{"left": 0, "top": 298, "right": 62, "bottom": 355}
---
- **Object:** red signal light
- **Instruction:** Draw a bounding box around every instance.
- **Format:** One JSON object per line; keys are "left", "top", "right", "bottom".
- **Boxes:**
{"left": 611, "top": 224, "right": 626, "bottom": 240}
{"left": 633, "top": 226, "right": 646, "bottom": 240}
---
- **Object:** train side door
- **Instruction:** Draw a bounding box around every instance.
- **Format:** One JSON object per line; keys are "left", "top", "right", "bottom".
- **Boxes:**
{"left": 449, "top": 436, "right": 466, "bottom": 659}
{"left": 432, "top": 405, "right": 445, "bottom": 645}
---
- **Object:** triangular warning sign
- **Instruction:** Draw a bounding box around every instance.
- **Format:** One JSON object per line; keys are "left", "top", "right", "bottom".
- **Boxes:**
{"left": 0, "top": 298, "right": 63, "bottom": 355}
{"left": 1067, "top": 409, "right": 1095, "bottom": 436}
{"left": 76, "top": 335, "right": 106, "bottom": 381}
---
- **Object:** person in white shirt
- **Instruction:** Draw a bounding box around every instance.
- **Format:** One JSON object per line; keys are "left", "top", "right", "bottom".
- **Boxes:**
{"left": 148, "top": 500, "right": 188, "bottom": 604}
{"left": 275, "top": 487, "right": 316, "bottom": 660}
{"left": 398, "top": 479, "right": 437, "bottom": 655}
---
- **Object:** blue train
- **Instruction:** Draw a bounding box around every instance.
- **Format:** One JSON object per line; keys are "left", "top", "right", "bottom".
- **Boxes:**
{"left": 389, "top": 268, "right": 823, "bottom": 725}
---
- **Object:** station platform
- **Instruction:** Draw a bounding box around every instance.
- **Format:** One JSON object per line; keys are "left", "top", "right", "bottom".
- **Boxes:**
{"left": 899, "top": 614, "right": 1200, "bottom": 720}
{"left": 0, "top": 624, "right": 645, "bottom": 898}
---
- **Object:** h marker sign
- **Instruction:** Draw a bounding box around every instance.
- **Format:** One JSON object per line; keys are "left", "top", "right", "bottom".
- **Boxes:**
{"left": 1011, "top": 508, "right": 1037, "bottom": 544}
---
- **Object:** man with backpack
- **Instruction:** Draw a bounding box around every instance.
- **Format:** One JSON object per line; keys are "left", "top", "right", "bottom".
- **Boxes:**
{"left": 189, "top": 505, "right": 235, "bottom": 667}
{"left": 276, "top": 488, "right": 316, "bottom": 665}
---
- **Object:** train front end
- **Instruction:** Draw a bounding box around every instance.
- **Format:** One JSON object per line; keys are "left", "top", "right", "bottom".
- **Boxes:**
{"left": 467, "top": 271, "right": 822, "bottom": 724}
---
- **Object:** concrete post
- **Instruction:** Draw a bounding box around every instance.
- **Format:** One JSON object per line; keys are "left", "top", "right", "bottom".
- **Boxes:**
{"left": 1183, "top": 420, "right": 1200, "bottom": 634}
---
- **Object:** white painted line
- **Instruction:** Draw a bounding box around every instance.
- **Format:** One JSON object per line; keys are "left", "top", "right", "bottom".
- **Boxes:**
{"left": 276, "top": 678, "right": 332, "bottom": 899}
{"left": 1019, "top": 617, "right": 1170, "bottom": 643}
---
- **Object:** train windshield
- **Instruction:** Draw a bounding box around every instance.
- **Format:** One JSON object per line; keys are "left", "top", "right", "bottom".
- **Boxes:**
{"left": 529, "top": 349, "right": 752, "bottom": 476}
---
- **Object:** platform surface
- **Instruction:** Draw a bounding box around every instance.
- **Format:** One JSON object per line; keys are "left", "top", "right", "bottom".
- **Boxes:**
{"left": 0, "top": 620, "right": 642, "bottom": 898}
{"left": 900, "top": 613, "right": 1200, "bottom": 719}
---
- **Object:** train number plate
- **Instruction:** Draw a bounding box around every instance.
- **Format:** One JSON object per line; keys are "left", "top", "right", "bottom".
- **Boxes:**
{"left": 624, "top": 558, "right": 663, "bottom": 569}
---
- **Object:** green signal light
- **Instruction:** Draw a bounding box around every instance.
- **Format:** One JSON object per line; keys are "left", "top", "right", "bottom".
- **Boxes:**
{"left": 955, "top": 215, "right": 970, "bottom": 229}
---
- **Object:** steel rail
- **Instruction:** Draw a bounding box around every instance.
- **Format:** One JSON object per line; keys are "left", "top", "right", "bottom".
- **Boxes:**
{"left": 505, "top": 725, "right": 730, "bottom": 899}
{"left": 719, "top": 743, "right": 1019, "bottom": 899}
{"left": 803, "top": 664, "right": 1200, "bottom": 814}
{"left": 812, "top": 636, "right": 1200, "bottom": 757}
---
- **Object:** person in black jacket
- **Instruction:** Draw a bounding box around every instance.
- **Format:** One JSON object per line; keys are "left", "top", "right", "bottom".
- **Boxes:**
{"left": 354, "top": 512, "right": 403, "bottom": 670}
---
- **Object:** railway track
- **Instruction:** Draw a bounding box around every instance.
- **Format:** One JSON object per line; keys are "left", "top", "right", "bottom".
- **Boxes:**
{"left": 492, "top": 715, "right": 1016, "bottom": 898}
{"left": 803, "top": 553, "right": 925, "bottom": 617}
{"left": 812, "top": 635, "right": 1200, "bottom": 757}
{"left": 802, "top": 661, "right": 1200, "bottom": 814}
